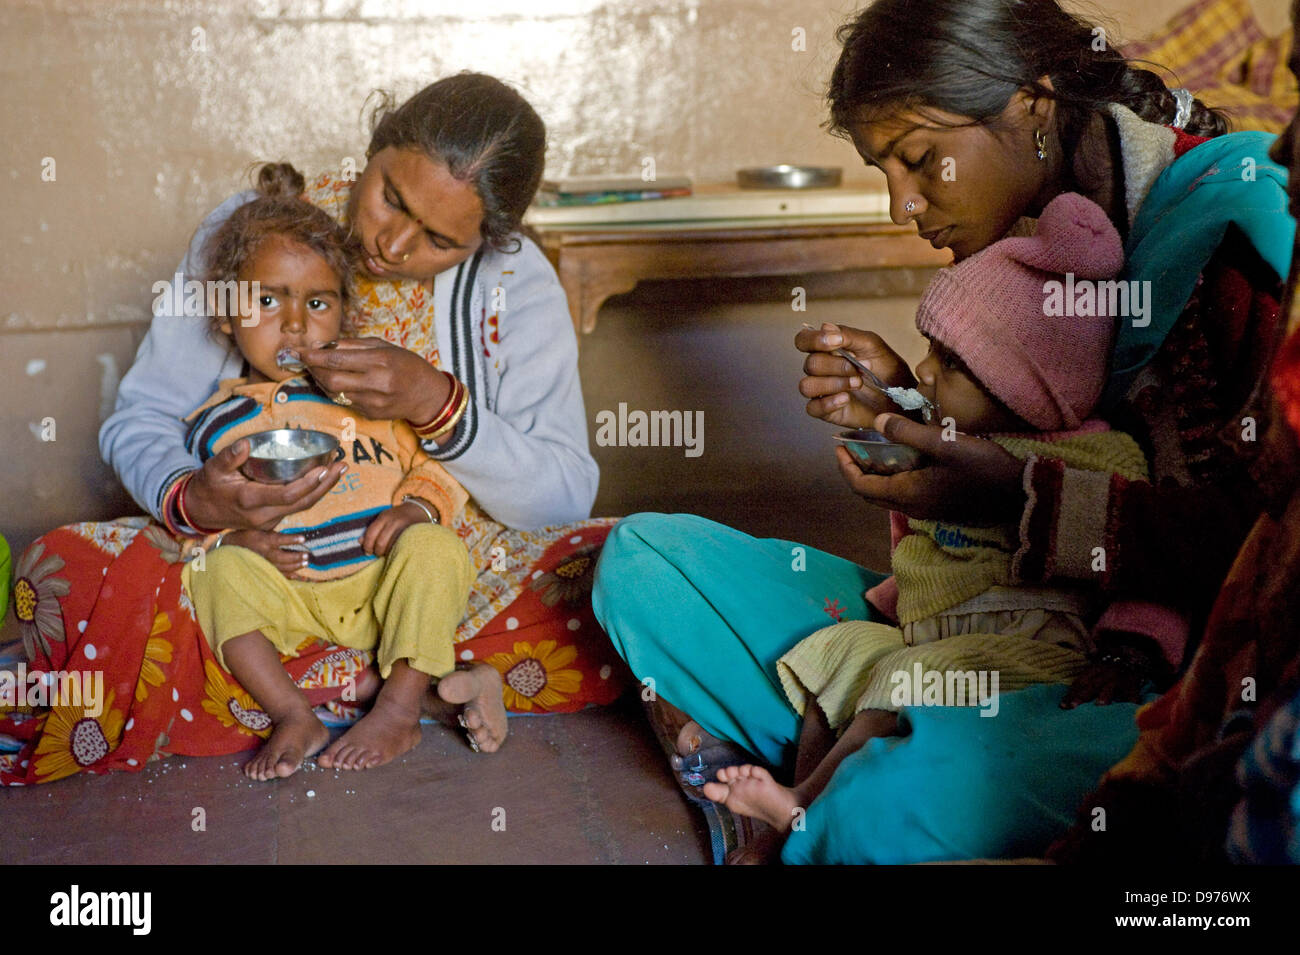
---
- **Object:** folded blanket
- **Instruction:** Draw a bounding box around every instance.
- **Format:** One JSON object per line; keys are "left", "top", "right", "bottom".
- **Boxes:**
{"left": 1124, "top": 0, "right": 1297, "bottom": 134}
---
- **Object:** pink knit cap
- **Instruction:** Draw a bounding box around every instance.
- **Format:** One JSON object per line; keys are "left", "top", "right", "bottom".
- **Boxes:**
{"left": 915, "top": 192, "right": 1125, "bottom": 431}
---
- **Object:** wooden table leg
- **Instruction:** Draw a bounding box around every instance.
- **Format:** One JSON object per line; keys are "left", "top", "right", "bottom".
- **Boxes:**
{"left": 556, "top": 254, "right": 639, "bottom": 334}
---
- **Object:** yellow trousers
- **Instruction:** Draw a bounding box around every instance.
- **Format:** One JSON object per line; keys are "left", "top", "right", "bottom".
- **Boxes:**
{"left": 779, "top": 614, "right": 1089, "bottom": 729}
{"left": 183, "top": 523, "right": 471, "bottom": 680}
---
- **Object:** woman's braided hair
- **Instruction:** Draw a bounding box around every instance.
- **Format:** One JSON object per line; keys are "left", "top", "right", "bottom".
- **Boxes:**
{"left": 827, "top": 0, "right": 1226, "bottom": 153}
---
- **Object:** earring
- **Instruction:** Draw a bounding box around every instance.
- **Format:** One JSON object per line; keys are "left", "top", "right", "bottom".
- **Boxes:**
{"left": 1034, "top": 129, "right": 1047, "bottom": 162}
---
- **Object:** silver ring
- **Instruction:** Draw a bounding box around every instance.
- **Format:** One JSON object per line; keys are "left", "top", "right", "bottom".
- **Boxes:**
{"left": 333, "top": 391, "right": 352, "bottom": 406}
{"left": 904, "top": 200, "right": 916, "bottom": 214}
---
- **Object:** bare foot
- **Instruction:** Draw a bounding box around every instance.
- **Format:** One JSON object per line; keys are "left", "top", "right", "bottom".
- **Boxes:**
{"left": 244, "top": 709, "right": 329, "bottom": 781}
{"left": 701, "top": 764, "right": 801, "bottom": 833}
{"left": 317, "top": 695, "right": 422, "bottom": 771}
{"left": 435, "top": 663, "right": 508, "bottom": 753}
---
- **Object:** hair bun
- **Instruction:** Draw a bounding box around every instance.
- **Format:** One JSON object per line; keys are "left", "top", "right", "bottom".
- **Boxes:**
{"left": 254, "top": 162, "right": 306, "bottom": 198}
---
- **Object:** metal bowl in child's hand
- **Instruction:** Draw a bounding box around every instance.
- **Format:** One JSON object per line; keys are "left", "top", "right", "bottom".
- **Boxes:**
{"left": 834, "top": 429, "right": 924, "bottom": 475}
{"left": 240, "top": 429, "right": 340, "bottom": 484}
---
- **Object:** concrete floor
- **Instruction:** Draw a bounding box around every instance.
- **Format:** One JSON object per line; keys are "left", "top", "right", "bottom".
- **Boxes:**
{"left": 0, "top": 697, "right": 708, "bottom": 865}
{"left": 1, "top": 271, "right": 929, "bottom": 865}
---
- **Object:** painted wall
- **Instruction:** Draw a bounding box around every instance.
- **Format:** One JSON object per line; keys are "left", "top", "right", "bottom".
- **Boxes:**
{"left": 0, "top": 0, "right": 1291, "bottom": 549}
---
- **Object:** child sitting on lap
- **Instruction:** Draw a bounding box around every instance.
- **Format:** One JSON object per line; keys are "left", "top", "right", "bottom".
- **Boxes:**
{"left": 177, "top": 163, "right": 505, "bottom": 780}
{"left": 705, "top": 193, "right": 1173, "bottom": 845}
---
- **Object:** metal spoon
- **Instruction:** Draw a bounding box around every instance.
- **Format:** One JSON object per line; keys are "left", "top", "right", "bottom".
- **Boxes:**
{"left": 801, "top": 324, "right": 938, "bottom": 422}
{"left": 276, "top": 347, "right": 306, "bottom": 373}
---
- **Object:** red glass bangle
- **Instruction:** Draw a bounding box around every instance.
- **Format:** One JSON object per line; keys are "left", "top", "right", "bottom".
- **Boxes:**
{"left": 419, "top": 385, "right": 469, "bottom": 440}
{"left": 160, "top": 475, "right": 188, "bottom": 536}
{"left": 412, "top": 373, "right": 466, "bottom": 439}
{"left": 174, "top": 472, "right": 220, "bottom": 537}
{"left": 410, "top": 371, "right": 461, "bottom": 436}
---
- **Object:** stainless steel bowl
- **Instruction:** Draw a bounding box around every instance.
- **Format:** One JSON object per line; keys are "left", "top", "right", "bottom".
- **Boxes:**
{"left": 737, "top": 164, "right": 842, "bottom": 190}
{"left": 834, "top": 429, "right": 924, "bottom": 474}
{"left": 240, "top": 428, "right": 340, "bottom": 484}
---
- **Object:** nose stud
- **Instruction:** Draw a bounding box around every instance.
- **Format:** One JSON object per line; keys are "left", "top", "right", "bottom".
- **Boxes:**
{"left": 904, "top": 200, "right": 916, "bottom": 214}
{"left": 402, "top": 253, "right": 411, "bottom": 262}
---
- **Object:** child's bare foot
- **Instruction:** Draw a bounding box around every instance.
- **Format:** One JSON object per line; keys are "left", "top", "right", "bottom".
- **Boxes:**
{"left": 317, "top": 695, "right": 422, "bottom": 771}
{"left": 436, "top": 663, "right": 508, "bottom": 753}
{"left": 702, "top": 764, "right": 801, "bottom": 833}
{"left": 245, "top": 709, "right": 329, "bottom": 781}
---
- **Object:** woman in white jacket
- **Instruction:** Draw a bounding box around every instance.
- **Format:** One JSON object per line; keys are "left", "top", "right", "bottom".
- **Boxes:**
{"left": 3, "top": 73, "right": 627, "bottom": 786}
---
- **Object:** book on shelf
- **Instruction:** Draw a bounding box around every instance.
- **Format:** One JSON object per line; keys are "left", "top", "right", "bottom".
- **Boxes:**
{"left": 525, "top": 187, "right": 890, "bottom": 226}
{"left": 536, "top": 187, "right": 693, "bottom": 206}
{"left": 541, "top": 175, "right": 693, "bottom": 196}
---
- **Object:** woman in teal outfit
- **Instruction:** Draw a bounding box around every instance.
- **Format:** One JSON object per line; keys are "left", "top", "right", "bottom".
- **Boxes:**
{"left": 593, "top": 0, "right": 1295, "bottom": 864}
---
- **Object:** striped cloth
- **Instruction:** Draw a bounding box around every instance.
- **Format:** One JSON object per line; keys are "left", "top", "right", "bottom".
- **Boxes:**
{"left": 1123, "top": 0, "right": 1297, "bottom": 134}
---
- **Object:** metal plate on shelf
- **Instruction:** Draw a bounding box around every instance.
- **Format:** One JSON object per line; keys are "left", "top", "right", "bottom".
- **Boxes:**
{"left": 737, "top": 165, "right": 842, "bottom": 190}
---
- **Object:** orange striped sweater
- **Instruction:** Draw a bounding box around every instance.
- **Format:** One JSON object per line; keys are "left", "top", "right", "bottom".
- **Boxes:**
{"left": 185, "top": 376, "right": 468, "bottom": 580}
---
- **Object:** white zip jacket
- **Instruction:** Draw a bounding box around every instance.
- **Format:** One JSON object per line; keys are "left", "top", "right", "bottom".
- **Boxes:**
{"left": 100, "top": 191, "right": 599, "bottom": 531}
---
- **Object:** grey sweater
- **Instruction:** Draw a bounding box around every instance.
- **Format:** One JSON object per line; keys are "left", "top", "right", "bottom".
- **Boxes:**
{"left": 100, "top": 191, "right": 599, "bottom": 531}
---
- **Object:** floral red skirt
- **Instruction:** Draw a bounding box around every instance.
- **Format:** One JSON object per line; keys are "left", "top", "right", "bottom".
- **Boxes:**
{"left": 0, "top": 514, "right": 628, "bottom": 785}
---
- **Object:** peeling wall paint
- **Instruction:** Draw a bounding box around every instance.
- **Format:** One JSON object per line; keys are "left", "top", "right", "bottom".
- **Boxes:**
{"left": 1, "top": 0, "right": 1260, "bottom": 334}
{"left": 0, "top": 0, "right": 1289, "bottom": 549}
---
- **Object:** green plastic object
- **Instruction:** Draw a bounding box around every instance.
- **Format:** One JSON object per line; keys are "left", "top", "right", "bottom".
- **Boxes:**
{"left": 0, "top": 534, "right": 10, "bottom": 620}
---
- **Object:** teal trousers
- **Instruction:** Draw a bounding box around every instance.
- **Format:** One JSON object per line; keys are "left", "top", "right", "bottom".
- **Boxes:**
{"left": 592, "top": 513, "right": 1145, "bottom": 864}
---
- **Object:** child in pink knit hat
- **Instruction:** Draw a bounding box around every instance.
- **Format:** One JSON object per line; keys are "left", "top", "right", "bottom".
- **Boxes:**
{"left": 911, "top": 190, "right": 1125, "bottom": 434}
{"left": 703, "top": 193, "right": 1181, "bottom": 853}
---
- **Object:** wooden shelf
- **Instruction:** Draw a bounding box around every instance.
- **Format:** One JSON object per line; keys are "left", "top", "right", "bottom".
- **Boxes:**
{"left": 535, "top": 219, "right": 953, "bottom": 333}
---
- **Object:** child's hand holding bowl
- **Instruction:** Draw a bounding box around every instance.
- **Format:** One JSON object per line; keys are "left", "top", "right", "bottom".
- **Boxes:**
{"left": 836, "top": 413, "right": 1025, "bottom": 524}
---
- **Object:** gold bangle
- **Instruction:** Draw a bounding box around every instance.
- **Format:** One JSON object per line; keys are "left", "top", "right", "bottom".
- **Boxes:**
{"left": 410, "top": 372, "right": 461, "bottom": 435}
{"left": 412, "top": 379, "right": 464, "bottom": 438}
{"left": 422, "top": 387, "right": 469, "bottom": 440}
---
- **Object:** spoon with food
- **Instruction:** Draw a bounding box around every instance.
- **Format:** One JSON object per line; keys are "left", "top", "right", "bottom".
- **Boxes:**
{"left": 801, "top": 323, "right": 938, "bottom": 422}
{"left": 275, "top": 347, "right": 307, "bottom": 374}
